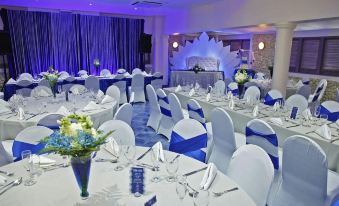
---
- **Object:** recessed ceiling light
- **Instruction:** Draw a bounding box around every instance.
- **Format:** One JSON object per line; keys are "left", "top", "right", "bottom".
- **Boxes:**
{"left": 134, "top": 7, "right": 138, "bottom": 10}
{"left": 89, "top": 3, "right": 93, "bottom": 6}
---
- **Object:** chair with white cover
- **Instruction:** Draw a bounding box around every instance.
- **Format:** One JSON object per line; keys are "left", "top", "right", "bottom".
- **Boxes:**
{"left": 114, "top": 103, "right": 133, "bottom": 126}
{"left": 12, "top": 126, "right": 53, "bottom": 161}
{"left": 227, "top": 144, "right": 274, "bottom": 206}
{"left": 106, "top": 85, "right": 120, "bottom": 104}
{"left": 227, "top": 82, "right": 239, "bottom": 96}
{"left": 146, "top": 85, "right": 161, "bottom": 131}
{"left": 31, "top": 86, "right": 52, "bottom": 98}
{"left": 69, "top": 84, "right": 87, "bottom": 94}
{"left": 309, "top": 79, "right": 327, "bottom": 103}
{"left": 243, "top": 85, "right": 260, "bottom": 101}
{"left": 156, "top": 89, "right": 174, "bottom": 139}
{"left": 132, "top": 68, "right": 142, "bottom": 75}
{"left": 296, "top": 85, "right": 312, "bottom": 100}
{"left": 0, "top": 141, "right": 13, "bottom": 166}
{"left": 98, "top": 120, "right": 135, "bottom": 146}
{"left": 169, "top": 119, "right": 208, "bottom": 162}
{"left": 38, "top": 79, "right": 50, "bottom": 87}
{"left": 264, "top": 89, "right": 284, "bottom": 106}
{"left": 38, "top": 72, "right": 48, "bottom": 78}
{"left": 151, "top": 72, "right": 163, "bottom": 92}
{"left": 319, "top": 101, "right": 339, "bottom": 122}
{"left": 130, "top": 74, "right": 145, "bottom": 103}
{"left": 224, "top": 78, "right": 232, "bottom": 88}
{"left": 59, "top": 71, "right": 70, "bottom": 80}
{"left": 168, "top": 93, "right": 185, "bottom": 125}
{"left": 255, "top": 72, "right": 266, "bottom": 80}
{"left": 246, "top": 119, "right": 279, "bottom": 170}
{"left": 187, "top": 99, "right": 211, "bottom": 132}
{"left": 16, "top": 79, "right": 33, "bottom": 97}
{"left": 85, "top": 76, "right": 99, "bottom": 92}
{"left": 113, "top": 74, "right": 128, "bottom": 104}
{"left": 100, "top": 69, "right": 111, "bottom": 77}
{"left": 63, "top": 76, "right": 76, "bottom": 92}
{"left": 117, "top": 68, "right": 127, "bottom": 75}
{"left": 18, "top": 73, "right": 33, "bottom": 81}
{"left": 269, "top": 135, "right": 328, "bottom": 206}
{"left": 214, "top": 80, "right": 225, "bottom": 95}
{"left": 78, "top": 70, "right": 88, "bottom": 77}
{"left": 37, "top": 114, "right": 64, "bottom": 130}
{"left": 285, "top": 94, "right": 308, "bottom": 113}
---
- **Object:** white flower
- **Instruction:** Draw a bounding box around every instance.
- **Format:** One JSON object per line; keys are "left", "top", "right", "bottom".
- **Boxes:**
{"left": 70, "top": 123, "right": 83, "bottom": 137}
{"left": 91, "top": 128, "right": 98, "bottom": 137}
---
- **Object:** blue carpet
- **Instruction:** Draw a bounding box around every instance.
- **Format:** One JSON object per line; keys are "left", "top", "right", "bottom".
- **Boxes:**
{"left": 131, "top": 102, "right": 169, "bottom": 150}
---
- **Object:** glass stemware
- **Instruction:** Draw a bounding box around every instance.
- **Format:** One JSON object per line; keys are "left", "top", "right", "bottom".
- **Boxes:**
{"left": 193, "top": 190, "right": 210, "bottom": 206}
{"left": 176, "top": 176, "right": 187, "bottom": 205}
{"left": 123, "top": 145, "right": 136, "bottom": 166}
{"left": 114, "top": 140, "right": 124, "bottom": 171}
{"left": 150, "top": 148, "right": 161, "bottom": 183}
{"left": 319, "top": 114, "right": 328, "bottom": 125}
{"left": 165, "top": 155, "right": 179, "bottom": 183}
{"left": 21, "top": 150, "right": 37, "bottom": 186}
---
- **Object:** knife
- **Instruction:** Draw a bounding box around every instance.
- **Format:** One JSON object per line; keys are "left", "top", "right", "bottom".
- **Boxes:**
{"left": 183, "top": 166, "right": 208, "bottom": 176}
{"left": 136, "top": 147, "right": 153, "bottom": 161}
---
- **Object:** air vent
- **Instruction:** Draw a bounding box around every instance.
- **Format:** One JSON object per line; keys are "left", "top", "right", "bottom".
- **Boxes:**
{"left": 131, "top": 1, "right": 163, "bottom": 8}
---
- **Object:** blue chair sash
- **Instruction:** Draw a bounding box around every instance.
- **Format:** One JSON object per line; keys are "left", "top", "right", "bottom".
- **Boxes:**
{"left": 264, "top": 95, "right": 283, "bottom": 106}
{"left": 319, "top": 106, "right": 339, "bottom": 122}
{"left": 152, "top": 76, "right": 163, "bottom": 80}
{"left": 15, "top": 84, "right": 34, "bottom": 90}
{"left": 169, "top": 131, "right": 207, "bottom": 162}
{"left": 157, "top": 95, "right": 169, "bottom": 104}
{"left": 227, "top": 87, "right": 238, "bottom": 96}
{"left": 187, "top": 104, "right": 204, "bottom": 118}
{"left": 157, "top": 95, "right": 171, "bottom": 117}
{"left": 12, "top": 141, "right": 45, "bottom": 161}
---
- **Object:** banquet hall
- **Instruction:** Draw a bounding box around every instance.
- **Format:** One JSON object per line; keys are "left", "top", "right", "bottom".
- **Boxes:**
{"left": 0, "top": 0, "right": 339, "bottom": 205}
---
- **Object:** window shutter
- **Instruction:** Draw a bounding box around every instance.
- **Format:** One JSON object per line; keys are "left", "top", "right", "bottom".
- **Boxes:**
{"left": 322, "top": 38, "right": 339, "bottom": 71}
{"left": 289, "top": 39, "right": 300, "bottom": 71}
{"left": 300, "top": 39, "right": 320, "bottom": 71}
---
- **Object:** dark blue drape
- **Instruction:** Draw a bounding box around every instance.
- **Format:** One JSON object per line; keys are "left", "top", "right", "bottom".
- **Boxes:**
{"left": 7, "top": 10, "right": 144, "bottom": 78}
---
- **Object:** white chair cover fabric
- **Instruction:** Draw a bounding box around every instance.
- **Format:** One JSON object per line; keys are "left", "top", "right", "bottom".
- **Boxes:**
{"left": 214, "top": 80, "right": 226, "bottom": 95}
{"left": 31, "top": 86, "right": 53, "bottom": 98}
{"left": 168, "top": 93, "right": 185, "bottom": 125}
{"left": 296, "top": 85, "right": 312, "bottom": 100}
{"left": 113, "top": 74, "right": 127, "bottom": 104}
{"left": 85, "top": 76, "right": 100, "bottom": 92}
{"left": 310, "top": 79, "right": 327, "bottom": 103}
{"left": 69, "top": 84, "right": 87, "bottom": 94}
{"left": 0, "top": 141, "right": 13, "bottom": 166}
{"left": 224, "top": 78, "right": 232, "bottom": 88}
{"left": 227, "top": 145, "right": 274, "bottom": 206}
{"left": 319, "top": 101, "right": 339, "bottom": 122}
{"left": 285, "top": 94, "right": 308, "bottom": 113}
{"left": 146, "top": 85, "right": 161, "bottom": 131}
{"left": 38, "top": 79, "right": 50, "bottom": 87}
{"left": 243, "top": 86, "right": 260, "bottom": 101}
{"left": 98, "top": 120, "right": 135, "bottom": 146}
{"left": 114, "top": 103, "right": 133, "bottom": 126}
{"left": 63, "top": 76, "right": 76, "bottom": 92}
{"left": 132, "top": 68, "right": 142, "bottom": 75}
{"left": 169, "top": 119, "right": 208, "bottom": 162}
{"left": 156, "top": 89, "right": 174, "bottom": 139}
{"left": 264, "top": 89, "right": 284, "bottom": 106}
{"left": 117, "top": 68, "right": 127, "bottom": 74}
{"left": 270, "top": 135, "right": 328, "bottom": 206}
{"left": 37, "top": 114, "right": 64, "bottom": 130}
{"left": 130, "top": 74, "right": 145, "bottom": 103}
{"left": 16, "top": 79, "right": 33, "bottom": 97}
{"left": 18, "top": 73, "right": 33, "bottom": 81}
{"left": 151, "top": 72, "right": 163, "bottom": 92}
{"left": 100, "top": 69, "right": 111, "bottom": 77}
{"left": 78, "top": 70, "right": 88, "bottom": 77}
{"left": 246, "top": 119, "right": 279, "bottom": 169}
{"left": 187, "top": 99, "right": 207, "bottom": 129}
{"left": 106, "top": 85, "right": 120, "bottom": 104}
{"left": 58, "top": 71, "right": 70, "bottom": 80}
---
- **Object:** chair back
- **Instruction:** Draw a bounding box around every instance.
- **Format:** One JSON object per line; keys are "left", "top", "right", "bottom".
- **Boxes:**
{"left": 16, "top": 79, "right": 33, "bottom": 97}
{"left": 243, "top": 86, "right": 260, "bottom": 101}
{"left": 214, "top": 80, "right": 225, "bottom": 95}
{"left": 246, "top": 119, "right": 279, "bottom": 169}
{"left": 264, "top": 89, "right": 283, "bottom": 106}
{"left": 146, "top": 85, "right": 160, "bottom": 114}
{"left": 227, "top": 82, "right": 238, "bottom": 96}
{"left": 78, "top": 70, "right": 88, "bottom": 77}
{"left": 59, "top": 71, "right": 69, "bottom": 79}
{"left": 85, "top": 76, "right": 99, "bottom": 92}
{"left": 208, "top": 108, "right": 237, "bottom": 173}
{"left": 38, "top": 79, "right": 50, "bottom": 87}
{"left": 224, "top": 78, "right": 232, "bottom": 88}
{"left": 156, "top": 89, "right": 172, "bottom": 118}
{"left": 98, "top": 120, "right": 135, "bottom": 146}
{"left": 319, "top": 101, "right": 339, "bottom": 122}
{"left": 69, "top": 84, "right": 87, "bottom": 94}
{"left": 296, "top": 85, "right": 311, "bottom": 100}
{"left": 117, "top": 68, "right": 126, "bottom": 74}
{"left": 100, "top": 69, "right": 111, "bottom": 77}
{"left": 0, "top": 141, "right": 12, "bottom": 166}
{"left": 12, "top": 126, "right": 53, "bottom": 160}
{"left": 311, "top": 79, "right": 327, "bottom": 103}
{"left": 168, "top": 93, "right": 184, "bottom": 124}
{"left": 106, "top": 85, "right": 120, "bottom": 103}
{"left": 113, "top": 74, "right": 127, "bottom": 104}
{"left": 169, "top": 119, "right": 208, "bottom": 162}
{"left": 31, "top": 86, "right": 52, "bottom": 98}
{"left": 187, "top": 99, "right": 206, "bottom": 128}
{"left": 37, "top": 114, "right": 64, "bottom": 130}
{"left": 227, "top": 145, "right": 274, "bottom": 206}
{"left": 285, "top": 94, "right": 308, "bottom": 112}
{"left": 114, "top": 103, "right": 133, "bottom": 126}
{"left": 132, "top": 68, "right": 142, "bottom": 75}
{"left": 131, "top": 74, "right": 145, "bottom": 102}
{"left": 18, "top": 73, "right": 33, "bottom": 81}
{"left": 151, "top": 72, "right": 163, "bottom": 91}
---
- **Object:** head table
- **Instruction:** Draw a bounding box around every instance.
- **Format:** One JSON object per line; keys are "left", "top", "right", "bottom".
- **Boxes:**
{"left": 0, "top": 93, "right": 116, "bottom": 141}
{"left": 0, "top": 147, "right": 255, "bottom": 206}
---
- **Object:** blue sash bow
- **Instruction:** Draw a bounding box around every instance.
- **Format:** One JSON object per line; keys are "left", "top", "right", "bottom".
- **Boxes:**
{"left": 187, "top": 104, "right": 204, "bottom": 118}
{"left": 157, "top": 95, "right": 171, "bottom": 117}
{"left": 169, "top": 131, "right": 207, "bottom": 162}
{"left": 319, "top": 106, "right": 339, "bottom": 122}
{"left": 264, "top": 95, "right": 283, "bottom": 106}
{"left": 12, "top": 141, "right": 45, "bottom": 161}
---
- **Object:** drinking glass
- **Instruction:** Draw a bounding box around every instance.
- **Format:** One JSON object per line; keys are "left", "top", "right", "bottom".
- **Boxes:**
{"left": 123, "top": 145, "right": 136, "bottom": 166}
{"left": 313, "top": 106, "right": 321, "bottom": 118}
{"left": 165, "top": 155, "right": 179, "bottom": 183}
{"left": 21, "top": 150, "right": 37, "bottom": 186}
{"left": 193, "top": 190, "right": 210, "bottom": 206}
{"left": 319, "top": 114, "right": 328, "bottom": 125}
{"left": 150, "top": 148, "right": 161, "bottom": 183}
{"left": 176, "top": 176, "right": 187, "bottom": 205}
{"left": 58, "top": 85, "right": 62, "bottom": 94}
{"left": 114, "top": 140, "right": 124, "bottom": 171}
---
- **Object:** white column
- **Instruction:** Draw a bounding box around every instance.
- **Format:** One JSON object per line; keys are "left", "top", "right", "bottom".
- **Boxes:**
{"left": 272, "top": 22, "right": 296, "bottom": 97}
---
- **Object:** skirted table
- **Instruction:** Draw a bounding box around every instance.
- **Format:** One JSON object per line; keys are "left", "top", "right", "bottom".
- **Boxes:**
{"left": 170, "top": 70, "right": 224, "bottom": 89}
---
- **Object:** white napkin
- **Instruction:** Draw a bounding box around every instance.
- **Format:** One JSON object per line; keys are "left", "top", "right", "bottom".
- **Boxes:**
{"left": 296, "top": 80, "right": 304, "bottom": 88}
{"left": 175, "top": 85, "right": 182, "bottom": 93}
{"left": 7, "top": 78, "right": 16, "bottom": 84}
{"left": 302, "top": 108, "right": 312, "bottom": 120}
{"left": 253, "top": 105, "right": 259, "bottom": 117}
{"left": 56, "top": 106, "right": 71, "bottom": 116}
{"left": 195, "top": 82, "right": 200, "bottom": 90}
{"left": 101, "top": 95, "right": 114, "bottom": 104}
{"left": 105, "top": 137, "right": 120, "bottom": 157}
{"left": 124, "top": 72, "right": 131, "bottom": 77}
{"left": 200, "top": 163, "right": 217, "bottom": 190}
{"left": 72, "top": 87, "right": 79, "bottom": 95}
{"left": 152, "top": 142, "right": 165, "bottom": 162}
{"left": 206, "top": 93, "right": 211, "bottom": 102}
{"left": 83, "top": 101, "right": 101, "bottom": 111}
{"left": 188, "top": 88, "right": 195, "bottom": 97}
{"left": 0, "top": 175, "right": 7, "bottom": 185}
{"left": 270, "top": 117, "right": 283, "bottom": 126}
{"left": 227, "top": 91, "right": 233, "bottom": 100}
{"left": 315, "top": 124, "right": 332, "bottom": 140}
{"left": 31, "top": 155, "right": 56, "bottom": 165}
{"left": 273, "top": 102, "right": 279, "bottom": 111}
{"left": 17, "top": 107, "right": 25, "bottom": 120}
{"left": 96, "top": 90, "right": 104, "bottom": 99}
{"left": 229, "top": 98, "right": 235, "bottom": 110}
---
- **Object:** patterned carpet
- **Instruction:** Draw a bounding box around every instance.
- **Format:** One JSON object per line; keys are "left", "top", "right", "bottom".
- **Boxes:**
{"left": 131, "top": 102, "right": 169, "bottom": 150}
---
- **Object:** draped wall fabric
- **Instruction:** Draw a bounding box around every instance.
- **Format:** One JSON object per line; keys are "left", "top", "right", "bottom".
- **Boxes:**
{"left": 7, "top": 10, "right": 144, "bottom": 78}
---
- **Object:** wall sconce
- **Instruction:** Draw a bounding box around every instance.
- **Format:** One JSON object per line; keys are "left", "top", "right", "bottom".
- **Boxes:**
{"left": 258, "top": 42, "right": 265, "bottom": 50}
{"left": 172, "top": 41, "right": 179, "bottom": 49}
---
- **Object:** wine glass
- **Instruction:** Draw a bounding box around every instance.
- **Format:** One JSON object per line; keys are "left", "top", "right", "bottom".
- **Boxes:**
{"left": 150, "top": 148, "right": 161, "bottom": 183}
{"left": 21, "top": 150, "right": 37, "bottom": 186}
{"left": 123, "top": 145, "right": 136, "bottom": 166}
{"left": 193, "top": 190, "right": 210, "bottom": 206}
{"left": 165, "top": 155, "right": 179, "bottom": 183}
{"left": 113, "top": 140, "right": 124, "bottom": 171}
{"left": 176, "top": 176, "right": 187, "bottom": 205}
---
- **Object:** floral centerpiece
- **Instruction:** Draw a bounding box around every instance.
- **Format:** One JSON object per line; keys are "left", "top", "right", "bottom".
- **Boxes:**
{"left": 40, "top": 114, "right": 112, "bottom": 199}
{"left": 43, "top": 67, "right": 60, "bottom": 98}
{"left": 234, "top": 64, "right": 251, "bottom": 97}
{"left": 192, "top": 64, "right": 205, "bottom": 74}
{"left": 93, "top": 58, "right": 100, "bottom": 75}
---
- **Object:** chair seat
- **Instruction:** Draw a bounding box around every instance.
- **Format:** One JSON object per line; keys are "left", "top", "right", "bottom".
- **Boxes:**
{"left": 2, "top": 140, "right": 14, "bottom": 157}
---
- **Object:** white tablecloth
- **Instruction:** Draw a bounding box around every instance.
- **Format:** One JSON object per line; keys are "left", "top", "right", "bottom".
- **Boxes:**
{"left": 164, "top": 87, "right": 339, "bottom": 172}
{"left": 0, "top": 147, "right": 255, "bottom": 206}
{"left": 0, "top": 93, "right": 116, "bottom": 141}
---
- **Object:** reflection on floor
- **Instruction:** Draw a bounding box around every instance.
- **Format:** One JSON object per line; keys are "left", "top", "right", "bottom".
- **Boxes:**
{"left": 131, "top": 102, "right": 169, "bottom": 150}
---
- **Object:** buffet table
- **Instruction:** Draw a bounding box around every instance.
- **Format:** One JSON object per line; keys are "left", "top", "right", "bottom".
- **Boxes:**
{"left": 170, "top": 70, "right": 224, "bottom": 89}
{"left": 0, "top": 147, "right": 255, "bottom": 206}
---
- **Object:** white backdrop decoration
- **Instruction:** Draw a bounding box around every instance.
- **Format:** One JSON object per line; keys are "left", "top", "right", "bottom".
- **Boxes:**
{"left": 170, "top": 32, "right": 239, "bottom": 78}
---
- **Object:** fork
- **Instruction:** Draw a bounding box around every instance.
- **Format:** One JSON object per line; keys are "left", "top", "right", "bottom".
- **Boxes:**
{"left": 212, "top": 187, "right": 238, "bottom": 197}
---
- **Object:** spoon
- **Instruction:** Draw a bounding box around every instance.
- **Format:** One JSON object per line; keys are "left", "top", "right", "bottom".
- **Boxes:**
{"left": 0, "top": 170, "right": 14, "bottom": 177}
{"left": 0, "top": 177, "right": 22, "bottom": 195}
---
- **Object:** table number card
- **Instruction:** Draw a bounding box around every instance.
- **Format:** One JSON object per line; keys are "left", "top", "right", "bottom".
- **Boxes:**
{"left": 130, "top": 167, "right": 145, "bottom": 196}
{"left": 290, "top": 107, "right": 298, "bottom": 120}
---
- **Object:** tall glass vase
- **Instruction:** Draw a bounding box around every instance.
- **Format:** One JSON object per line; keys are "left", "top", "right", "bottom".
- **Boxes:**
{"left": 71, "top": 156, "right": 92, "bottom": 200}
{"left": 49, "top": 83, "right": 57, "bottom": 99}
{"left": 238, "top": 83, "right": 245, "bottom": 99}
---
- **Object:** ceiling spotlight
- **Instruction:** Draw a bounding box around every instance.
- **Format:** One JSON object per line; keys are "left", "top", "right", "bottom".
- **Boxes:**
{"left": 134, "top": 7, "right": 138, "bottom": 10}
{"left": 258, "top": 42, "right": 265, "bottom": 50}
{"left": 172, "top": 42, "right": 179, "bottom": 49}
{"left": 89, "top": 3, "right": 93, "bottom": 6}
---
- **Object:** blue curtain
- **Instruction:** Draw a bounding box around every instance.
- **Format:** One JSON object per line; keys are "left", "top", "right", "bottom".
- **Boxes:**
{"left": 7, "top": 10, "right": 144, "bottom": 78}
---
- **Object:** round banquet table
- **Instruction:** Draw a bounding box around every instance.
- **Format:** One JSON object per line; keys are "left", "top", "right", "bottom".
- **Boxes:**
{"left": 0, "top": 93, "right": 116, "bottom": 141}
{"left": 0, "top": 147, "right": 256, "bottom": 206}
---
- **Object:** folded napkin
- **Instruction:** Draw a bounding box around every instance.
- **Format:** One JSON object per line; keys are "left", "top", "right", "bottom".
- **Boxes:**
{"left": 96, "top": 90, "right": 104, "bottom": 99}
{"left": 152, "top": 142, "right": 165, "bottom": 162}
{"left": 188, "top": 88, "right": 195, "bottom": 97}
{"left": 296, "top": 80, "right": 304, "bottom": 88}
{"left": 195, "top": 82, "right": 200, "bottom": 90}
{"left": 227, "top": 91, "right": 233, "bottom": 100}
{"left": 31, "top": 155, "right": 56, "bottom": 165}
{"left": 7, "top": 78, "right": 16, "bottom": 84}
{"left": 56, "top": 106, "right": 71, "bottom": 116}
{"left": 124, "top": 72, "right": 131, "bottom": 77}
{"left": 72, "top": 88, "right": 80, "bottom": 95}
{"left": 273, "top": 102, "right": 280, "bottom": 111}
{"left": 105, "top": 137, "right": 120, "bottom": 157}
{"left": 253, "top": 105, "right": 259, "bottom": 117}
{"left": 302, "top": 108, "right": 312, "bottom": 120}
{"left": 206, "top": 93, "right": 211, "bottom": 102}
{"left": 270, "top": 117, "right": 283, "bottom": 126}
{"left": 316, "top": 124, "right": 332, "bottom": 140}
{"left": 83, "top": 101, "right": 101, "bottom": 111}
{"left": 229, "top": 98, "right": 235, "bottom": 110}
{"left": 101, "top": 95, "right": 114, "bottom": 104}
{"left": 0, "top": 175, "right": 7, "bottom": 185}
{"left": 17, "top": 107, "right": 25, "bottom": 120}
{"left": 175, "top": 85, "right": 182, "bottom": 93}
{"left": 200, "top": 163, "right": 217, "bottom": 190}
